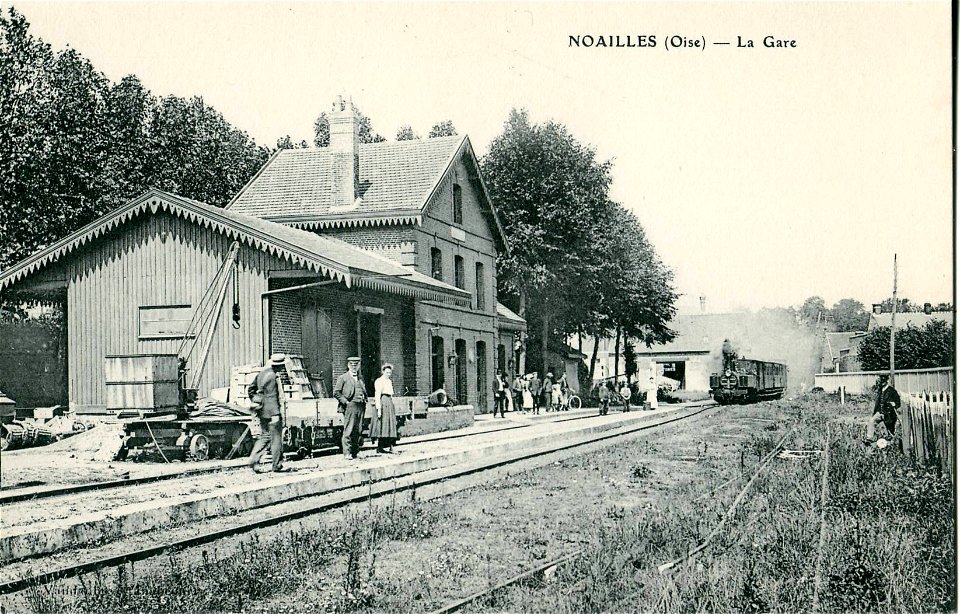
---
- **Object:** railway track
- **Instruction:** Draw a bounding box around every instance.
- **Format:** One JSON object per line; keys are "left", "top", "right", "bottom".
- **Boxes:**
{"left": 0, "top": 406, "right": 623, "bottom": 505}
{"left": 0, "top": 403, "right": 716, "bottom": 595}
{"left": 429, "top": 414, "right": 808, "bottom": 614}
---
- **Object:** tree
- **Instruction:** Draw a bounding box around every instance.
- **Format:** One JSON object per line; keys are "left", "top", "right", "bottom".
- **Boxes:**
{"left": 856, "top": 320, "right": 954, "bottom": 371}
{"left": 313, "top": 106, "right": 386, "bottom": 147}
{"left": 396, "top": 125, "right": 419, "bottom": 141}
{"left": 934, "top": 302, "right": 953, "bottom": 312}
{"left": 428, "top": 120, "right": 457, "bottom": 138}
{"left": 623, "top": 339, "right": 637, "bottom": 382}
{"left": 482, "top": 109, "right": 676, "bottom": 375}
{"left": 0, "top": 8, "right": 270, "bottom": 268}
{"left": 830, "top": 298, "right": 869, "bottom": 332}
{"left": 800, "top": 296, "right": 827, "bottom": 326}
{"left": 276, "top": 135, "right": 308, "bottom": 149}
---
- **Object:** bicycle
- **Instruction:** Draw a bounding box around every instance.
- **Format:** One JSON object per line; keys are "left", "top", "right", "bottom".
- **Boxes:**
{"left": 560, "top": 392, "right": 582, "bottom": 411}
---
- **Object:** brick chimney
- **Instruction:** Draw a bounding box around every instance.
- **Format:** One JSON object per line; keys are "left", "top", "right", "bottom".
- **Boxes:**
{"left": 328, "top": 96, "right": 360, "bottom": 206}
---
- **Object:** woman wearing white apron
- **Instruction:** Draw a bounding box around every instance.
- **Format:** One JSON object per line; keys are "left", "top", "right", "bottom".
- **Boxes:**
{"left": 371, "top": 364, "right": 399, "bottom": 453}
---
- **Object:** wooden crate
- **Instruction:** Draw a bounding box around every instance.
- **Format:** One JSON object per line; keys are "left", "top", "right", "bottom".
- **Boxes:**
{"left": 104, "top": 354, "right": 179, "bottom": 411}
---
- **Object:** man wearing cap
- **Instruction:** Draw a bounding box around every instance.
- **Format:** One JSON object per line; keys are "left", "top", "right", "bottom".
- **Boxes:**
{"left": 334, "top": 356, "right": 368, "bottom": 460}
{"left": 247, "top": 353, "right": 287, "bottom": 473}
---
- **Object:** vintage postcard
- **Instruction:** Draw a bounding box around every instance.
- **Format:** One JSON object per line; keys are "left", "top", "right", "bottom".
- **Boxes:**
{"left": 0, "top": 3, "right": 954, "bottom": 613}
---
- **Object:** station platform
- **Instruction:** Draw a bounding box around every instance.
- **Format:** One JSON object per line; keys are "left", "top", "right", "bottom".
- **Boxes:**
{"left": 0, "top": 402, "right": 709, "bottom": 563}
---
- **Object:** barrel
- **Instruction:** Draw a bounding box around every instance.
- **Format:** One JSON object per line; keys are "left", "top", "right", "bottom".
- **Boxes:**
{"left": 104, "top": 354, "right": 180, "bottom": 413}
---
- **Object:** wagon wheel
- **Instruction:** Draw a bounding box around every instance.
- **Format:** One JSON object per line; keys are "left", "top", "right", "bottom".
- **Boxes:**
{"left": 281, "top": 426, "right": 295, "bottom": 451}
{"left": 189, "top": 434, "right": 210, "bottom": 461}
{"left": 238, "top": 434, "right": 254, "bottom": 457}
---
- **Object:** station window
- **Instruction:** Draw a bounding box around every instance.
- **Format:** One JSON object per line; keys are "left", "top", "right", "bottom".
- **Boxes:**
{"left": 475, "top": 262, "right": 486, "bottom": 310}
{"left": 454, "top": 255, "right": 465, "bottom": 290}
{"left": 139, "top": 305, "right": 193, "bottom": 339}
{"left": 453, "top": 183, "right": 463, "bottom": 224}
{"left": 431, "top": 248, "right": 443, "bottom": 281}
{"left": 431, "top": 336, "right": 445, "bottom": 391}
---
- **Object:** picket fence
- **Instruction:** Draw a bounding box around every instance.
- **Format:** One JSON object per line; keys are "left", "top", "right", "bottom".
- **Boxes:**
{"left": 815, "top": 367, "right": 954, "bottom": 396}
{"left": 900, "top": 391, "right": 954, "bottom": 479}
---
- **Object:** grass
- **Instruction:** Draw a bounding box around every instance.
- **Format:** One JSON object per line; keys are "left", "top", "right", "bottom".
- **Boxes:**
{"left": 13, "top": 394, "right": 955, "bottom": 613}
{"left": 491, "top": 399, "right": 955, "bottom": 613}
{"left": 22, "top": 499, "right": 452, "bottom": 614}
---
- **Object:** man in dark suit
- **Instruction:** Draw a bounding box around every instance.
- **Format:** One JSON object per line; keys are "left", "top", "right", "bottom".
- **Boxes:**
{"left": 334, "top": 356, "right": 368, "bottom": 460}
{"left": 529, "top": 373, "right": 542, "bottom": 415}
{"left": 247, "top": 353, "right": 287, "bottom": 472}
{"left": 867, "top": 375, "right": 901, "bottom": 443}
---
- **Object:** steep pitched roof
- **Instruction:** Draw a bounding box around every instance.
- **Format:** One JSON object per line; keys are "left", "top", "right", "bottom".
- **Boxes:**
{"left": 229, "top": 136, "right": 459, "bottom": 222}
{"left": 0, "top": 189, "right": 472, "bottom": 306}
{"left": 226, "top": 135, "right": 508, "bottom": 251}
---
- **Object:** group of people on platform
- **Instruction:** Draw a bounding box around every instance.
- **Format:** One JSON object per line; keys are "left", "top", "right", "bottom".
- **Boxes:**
{"left": 492, "top": 370, "right": 574, "bottom": 418}
{"left": 246, "top": 354, "right": 400, "bottom": 472}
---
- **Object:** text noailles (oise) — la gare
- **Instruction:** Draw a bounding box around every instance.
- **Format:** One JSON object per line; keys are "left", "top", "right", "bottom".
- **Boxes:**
{"left": 568, "top": 35, "right": 798, "bottom": 49}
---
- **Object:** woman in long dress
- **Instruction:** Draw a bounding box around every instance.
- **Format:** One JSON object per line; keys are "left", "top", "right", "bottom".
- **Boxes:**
{"left": 522, "top": 378, "right": 534, "bottom": 412}
{"left": 372, "top": 364, "right": 399, "bottom": 453}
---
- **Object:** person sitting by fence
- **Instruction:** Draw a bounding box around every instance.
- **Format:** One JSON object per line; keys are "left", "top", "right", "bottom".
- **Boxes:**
{"left": 865, "top": 375, "right": 901, "bottom": 444}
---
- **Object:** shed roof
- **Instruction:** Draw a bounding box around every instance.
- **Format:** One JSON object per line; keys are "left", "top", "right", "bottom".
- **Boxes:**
{"left": 496, "top": 302, "right": 527, "bottom": 330}
{"left": 0, "top": 189, "right": 472, "bottom": 306}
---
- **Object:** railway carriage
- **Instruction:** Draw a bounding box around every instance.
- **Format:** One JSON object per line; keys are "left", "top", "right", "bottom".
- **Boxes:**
{"left": 709, "top": 357, "right": 787, "bottom": 405}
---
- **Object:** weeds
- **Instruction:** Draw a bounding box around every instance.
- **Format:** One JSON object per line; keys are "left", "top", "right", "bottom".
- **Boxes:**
{"left": 23, "top": 498, "right": 451, "bottom": 614}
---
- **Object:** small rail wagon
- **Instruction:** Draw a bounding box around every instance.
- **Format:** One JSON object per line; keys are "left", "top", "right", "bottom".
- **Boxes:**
{"left": 710, "top": 356, "right": 787, "bottom": 405}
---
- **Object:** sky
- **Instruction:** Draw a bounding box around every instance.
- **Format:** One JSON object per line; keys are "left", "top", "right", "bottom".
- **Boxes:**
{"left": 11, "top": 1, "right": 954, "bottom": 313}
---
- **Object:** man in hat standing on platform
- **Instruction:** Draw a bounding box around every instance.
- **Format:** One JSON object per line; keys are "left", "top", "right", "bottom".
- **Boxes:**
{"left": 247, "top": 353, "right": 288, "bottom": 473}
{"left": 334, "top": 356, "right": 368, "bottom": 460}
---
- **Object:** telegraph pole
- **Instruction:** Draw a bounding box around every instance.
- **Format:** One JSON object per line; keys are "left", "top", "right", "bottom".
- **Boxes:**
{"left": 889, "top": 254, "right": 897, "bottom": 385}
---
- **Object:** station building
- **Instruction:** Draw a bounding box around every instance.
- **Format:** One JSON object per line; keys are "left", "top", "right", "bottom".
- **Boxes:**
{"left": 0, "top": 101, "right": 525, "bottom": 413}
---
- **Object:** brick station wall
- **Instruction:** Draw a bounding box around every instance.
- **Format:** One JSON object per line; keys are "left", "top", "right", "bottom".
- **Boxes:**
{"left": 267, "top": 283, "right": 415, "bottom": 393}
{"left": 321, "top": 226, "right": 417, "bottom": 266}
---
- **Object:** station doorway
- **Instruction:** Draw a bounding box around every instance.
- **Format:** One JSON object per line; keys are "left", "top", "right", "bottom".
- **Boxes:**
{"left": 353, "top": 308, "right": 382, "bottom": 396}
{"left": 659, "top": 361, "right": 686, "bottom": 389}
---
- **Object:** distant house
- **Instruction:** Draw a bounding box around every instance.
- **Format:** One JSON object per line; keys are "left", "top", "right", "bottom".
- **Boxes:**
{"left": 822, "top": 331, "right": 863, "bottom": 373}
{"left": 543, "top": 341, "right": 585, "bottom": 392}
{"left": 605, "top": 311, "right": 821, "bottom": 392}
{"left": 867, "top": 311, "right": 954, "bottom": 331}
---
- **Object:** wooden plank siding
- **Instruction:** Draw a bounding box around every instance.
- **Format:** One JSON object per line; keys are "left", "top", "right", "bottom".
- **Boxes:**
{"left": 64, "top": 211, "right": 303, "bottom": 409}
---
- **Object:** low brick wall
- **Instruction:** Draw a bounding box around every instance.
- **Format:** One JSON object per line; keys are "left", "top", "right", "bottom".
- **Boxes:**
{"left": 400, "top": 405, "right": 474, "bottom": 438}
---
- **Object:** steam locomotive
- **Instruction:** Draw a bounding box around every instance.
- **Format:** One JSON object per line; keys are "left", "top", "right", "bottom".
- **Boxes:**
{"left": 709, "top": 350, "right": 787, "bottom": 405}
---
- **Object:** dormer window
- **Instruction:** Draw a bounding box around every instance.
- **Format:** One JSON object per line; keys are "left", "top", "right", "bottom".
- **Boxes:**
{"left": 453, "top": 183, "right": 463, "bottom": 225}
{"left": 431, "top": 248, "right": 443, "bottom": 281}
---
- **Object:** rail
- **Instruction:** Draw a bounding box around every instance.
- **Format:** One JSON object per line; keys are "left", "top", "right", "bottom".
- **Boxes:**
{"left": 0, "top": 404, "right": 715, "bottom": 595}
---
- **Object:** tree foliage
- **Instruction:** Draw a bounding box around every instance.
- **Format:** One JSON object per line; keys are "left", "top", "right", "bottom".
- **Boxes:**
{"left": 0, "top": 8, "right": 270, "bottom": 268}
{"left": 276, "top": 135, "right": 308, "bottom": 149}
{"left": 856, "top": 320, "right": 954, "bottom": 371}
{"left": 830, "top": 298, "right": 869, "bottom": 332}
{"left": 800, "top": 296, "right": 827, "bottom": 326}
{"left": 482, "top": 108, "right": 676, "bottom": 375}
{"left": 396, "top": 125, "right": 419, "bottom": 141}
{"left": 428, "top": 120, "right": 457, "bottom": 138}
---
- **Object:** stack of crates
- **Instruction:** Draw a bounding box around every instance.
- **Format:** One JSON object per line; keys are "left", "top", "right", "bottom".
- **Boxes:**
{"left": 229, "top": 355, "right": 314, "bottom": 406}
{"left": 278, "top": 355, "right": 313, "bottom": 400}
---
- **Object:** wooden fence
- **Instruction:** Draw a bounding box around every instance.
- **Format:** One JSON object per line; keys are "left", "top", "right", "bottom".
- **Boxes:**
{"left": 901, "top": 391, "right": 953, "bottom": 479}
{"left": 815, "top": 367, "right": 954, "bottom": 396}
